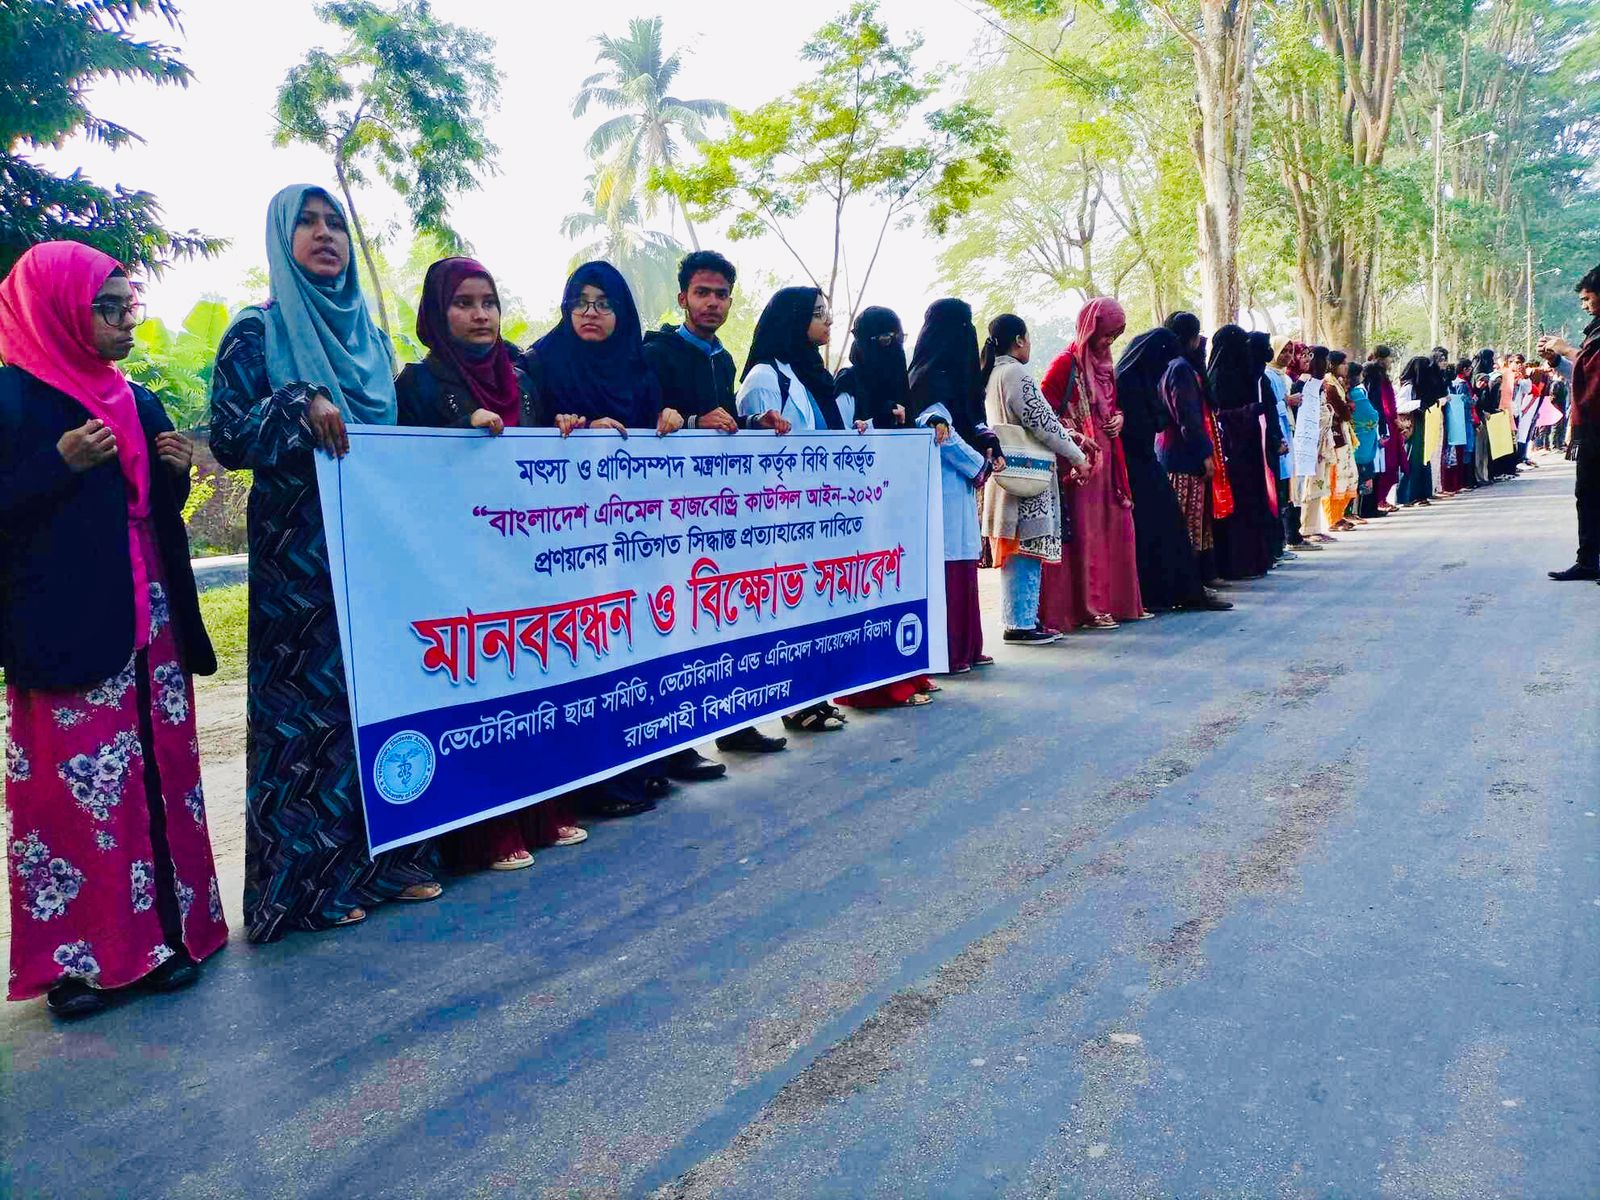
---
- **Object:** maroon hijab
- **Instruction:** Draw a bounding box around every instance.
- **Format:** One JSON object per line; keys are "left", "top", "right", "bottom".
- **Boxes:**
{"left": 416, "top": 257, "right": 523, "bottom": 424}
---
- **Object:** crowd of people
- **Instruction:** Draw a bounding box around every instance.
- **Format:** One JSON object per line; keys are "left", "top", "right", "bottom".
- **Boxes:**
{"left": 2, "top": 184, "right": 1595, "bottom": 1019}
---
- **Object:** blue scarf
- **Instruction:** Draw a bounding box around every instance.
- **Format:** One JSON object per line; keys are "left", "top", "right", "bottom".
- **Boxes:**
{"left": 238, "top": 185, "right": 397, "bottom": 426}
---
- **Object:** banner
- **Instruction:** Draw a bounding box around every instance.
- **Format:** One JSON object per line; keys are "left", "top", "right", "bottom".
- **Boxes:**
{"left": 1291, "top": 381, "right": 1324, "bottom": 480}
{"left": 317, "top": 427, "right": 948, "bottom": 853}
{"left": 1485, "top": 410, "right": 1515, "bottom": 459}
{"left": 1423, "top": 404, "right": 1443, "bottom": 465}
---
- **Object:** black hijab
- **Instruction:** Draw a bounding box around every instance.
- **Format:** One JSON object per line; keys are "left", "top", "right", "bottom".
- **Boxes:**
{"left": 742, "top": 286, "right": 842, "bottom": 429}
{"left": 908, "top": 298, "right": 984, "bottom": 438}
{"left": 1114, "top": 326, "right": 1180, "bottom": 447}
{"left": 835, "top": 305, "right": 908, "bottom": 428}
{"left": 1207, "top": 323, "right": 1255, "bottom": 410}
{"left": 530, "top": 261, "right": 660, "bottom": 425}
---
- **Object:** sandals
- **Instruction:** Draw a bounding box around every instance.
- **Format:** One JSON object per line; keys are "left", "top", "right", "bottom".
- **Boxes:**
{"left": 552, "top": 826, "right": 588, "bottom": 847}
{"left": 1086, "top": 614, "right": 1120, "bottom": 630}
{"left": 490, "top": 852, "right": 535, "bottom": 872}
{"left": 395, "top": 883, "right": 443, "bottom": 902}
{"left": 332, "top": 907, "right": 368, "bottom": 927}
{"left": 782, "top": 705, "right": 847, "bottom": 733}
{"left": 896, "top": 693, "right": 933, "bottom": 708}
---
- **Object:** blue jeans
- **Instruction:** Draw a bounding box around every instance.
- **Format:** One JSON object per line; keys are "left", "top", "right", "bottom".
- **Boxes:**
{"left": 1002, "top": 554, "right": 1042, "bottom": 631}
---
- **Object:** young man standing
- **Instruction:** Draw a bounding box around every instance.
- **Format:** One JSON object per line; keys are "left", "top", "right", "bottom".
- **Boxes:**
{"left": 1539, "top": 264, "right": 1600, "bottom": 582}
{"left": 643, "top": 252, "right": 789, "bottom": 759}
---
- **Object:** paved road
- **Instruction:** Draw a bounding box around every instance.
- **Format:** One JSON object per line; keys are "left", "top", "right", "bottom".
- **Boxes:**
{"left": 3, "top": 462, "right": 1596, "bottom": 1200}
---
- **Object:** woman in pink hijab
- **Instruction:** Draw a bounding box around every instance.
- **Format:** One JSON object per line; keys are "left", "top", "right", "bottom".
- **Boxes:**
{"left": 1037, "top": 297, "right": 1146, "bottom": 630}
{"left": 0, "top": 242, "right": 227, "bottom": 1018}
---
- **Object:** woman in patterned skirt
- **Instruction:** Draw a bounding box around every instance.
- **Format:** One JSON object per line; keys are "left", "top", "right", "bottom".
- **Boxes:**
{"left": 1, "top": 242, "right": 228, "bottom": 1017}
{"left": 209, "top": 185, "right": 441, "bottom": 941}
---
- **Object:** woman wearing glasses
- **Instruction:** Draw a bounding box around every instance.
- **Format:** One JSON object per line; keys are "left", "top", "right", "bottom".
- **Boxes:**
{"left": 210, "top": 186, "right": 443, "bottom": 943}
{"left": 521, "top": 261, "right": 674, "bottom": 814}
{"left": 0, "top": 242, "right": 227, "bottom": 1017}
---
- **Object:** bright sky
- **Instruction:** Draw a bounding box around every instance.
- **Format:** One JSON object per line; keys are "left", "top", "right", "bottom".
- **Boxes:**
{"left": 38, "top": 0, "right": 996, "bottom": 334}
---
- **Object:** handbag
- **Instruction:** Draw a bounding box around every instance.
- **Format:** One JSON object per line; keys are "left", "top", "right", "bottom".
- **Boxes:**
{"left": 991, "top": 422, "right": 1055, "bottom": 498}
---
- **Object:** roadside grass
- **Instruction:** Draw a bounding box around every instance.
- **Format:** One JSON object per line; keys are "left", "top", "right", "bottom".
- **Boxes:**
{"left": 199, "top": 583, "right": 248, "bottom": 683}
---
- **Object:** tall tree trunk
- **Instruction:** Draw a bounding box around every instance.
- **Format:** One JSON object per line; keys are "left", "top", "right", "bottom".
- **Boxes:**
{"left": 674, "top": 195, "right": 702, "bottom": 252}
{"left": 1143, "top": 0, "right": 1255, "bottom": 328}
{"left": 335, "top": 157, "right": 391, "bottom": 338}
{"left": 1172, "top": 0, "right": 1256, "bottom": 330}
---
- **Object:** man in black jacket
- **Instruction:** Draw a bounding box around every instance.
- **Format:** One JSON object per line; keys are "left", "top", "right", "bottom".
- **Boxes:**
{"left": 643, "top": 252, "right": 788, "bottom": 765}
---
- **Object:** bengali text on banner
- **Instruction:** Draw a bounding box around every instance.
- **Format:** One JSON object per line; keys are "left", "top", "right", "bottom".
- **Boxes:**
{"left": 316, "top": 427, "right": 948, "bottom": 853}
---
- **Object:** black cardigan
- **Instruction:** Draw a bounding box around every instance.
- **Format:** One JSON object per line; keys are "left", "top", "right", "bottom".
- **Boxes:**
{"left": 0, "top": 367, "right": 216, "bottom": 689}
{"left": 394, "top": 347, "right": 545, "bottom": 430}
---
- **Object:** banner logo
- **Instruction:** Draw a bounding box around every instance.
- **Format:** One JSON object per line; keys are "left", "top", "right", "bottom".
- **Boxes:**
{"left": 373, "top": 731, "right": 435, "bottom": 805}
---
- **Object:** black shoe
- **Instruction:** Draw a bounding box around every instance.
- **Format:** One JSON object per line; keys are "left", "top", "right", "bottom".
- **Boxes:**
{"left": 1197, "top": 588, "right": 1234, "bottom": 611}
{"left": 663, "top": 748, "right": 727, "bottom": 782}
{"left": 1002, "top": 627, "right": 1061, "bottom": 645}
{"left": 716, "top": 726, "right": 787, "bottom": 754}
{"left": 140, "top": 951, "right": 200, "bottom": 993}
{"left": 46, "top": 979, "right": 106, "bottom": 1018}
{"left": 643, "top": 775, "right": 672, "bottom": 801}
{"left": 1548, "top": 563, "right": 1600, "bottom": 581}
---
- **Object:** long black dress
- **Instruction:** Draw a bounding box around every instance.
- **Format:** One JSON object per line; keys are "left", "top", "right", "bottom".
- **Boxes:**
{"left": 1207, "top": 326, "right": 1277, "bottom": 580}
{"left": 1114, "top": 329, "right": 1205, "bottom": 611}
{"left": 211, "top": 316, "right": 438, "bottom": 942}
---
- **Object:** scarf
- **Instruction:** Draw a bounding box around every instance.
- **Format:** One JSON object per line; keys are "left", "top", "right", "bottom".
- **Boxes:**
{"left": 1206, "top": 324, "right": 1256, "bottom": 411}
{"left": 908, "top": 298, "right": 985, "bottom": 441}
{"left": 245, "top": 184, "right": 397, "bottom": 425}
{"left": 1069, "top": 297, "right": 1126, "bottom": 425}
{"left": 0, "top": 240, "right": 153, "bottom": 647}
{"left": 742, "top": 286, "right": 842, "bottom": 429}
{"left": 415, "top": 257, "right": 523, "bottom": 425}
{"left": 835, "top": 305, "right": 908, "bottom": 427}
{"left": 533, "top": 261, "right": 661, "bottom": 426}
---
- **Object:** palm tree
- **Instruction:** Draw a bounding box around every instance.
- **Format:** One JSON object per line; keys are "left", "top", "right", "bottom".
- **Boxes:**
{"left": 560, "top": 173, "right": 685, "bottom": 324}
{"left": 571, "top": 17, "right": 726, "bottom": 250}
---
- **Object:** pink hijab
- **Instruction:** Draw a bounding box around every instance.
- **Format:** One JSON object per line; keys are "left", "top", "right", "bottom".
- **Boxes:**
{"left": 0, "top": 241, "right": 153, "bottom": 646}
{"left": 1070, "top": 297, "right": 1127, "bottom": 423}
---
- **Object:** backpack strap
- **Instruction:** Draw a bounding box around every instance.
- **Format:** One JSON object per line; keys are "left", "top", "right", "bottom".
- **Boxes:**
{"left": 775, "top": 365, "right": 791, "bottom": 406}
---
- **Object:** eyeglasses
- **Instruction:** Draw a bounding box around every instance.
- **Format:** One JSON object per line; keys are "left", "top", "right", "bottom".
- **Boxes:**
{"left": 573, "top": 297, "right": 614, "bottom": 316}
{"left": 90, "top": 299, "right": 145, "bottom": 327}
{"left": 812, "top": 308, "right": 832, "bottom": 321}
{"left": 869, "top": 332, "right": 904, "bottom": 346}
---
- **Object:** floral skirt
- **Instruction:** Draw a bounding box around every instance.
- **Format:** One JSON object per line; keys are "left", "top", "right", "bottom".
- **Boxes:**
{"left": 5, "top": 538, "right": 227, "bottom": 1000}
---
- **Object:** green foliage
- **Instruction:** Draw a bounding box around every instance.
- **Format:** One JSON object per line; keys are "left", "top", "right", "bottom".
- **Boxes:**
{"left": 180, "top": 465, "right": 216, "bottom": 525}
{"left": 656, "top": 2, "right": 1009, "bottom": 355}
{"left": 197, "top": 583, "right": 248, "bottom": 682}
{"left": 274, "top": 0, "right": 502, "bottom": 330}
{"left": 123, "top": 299, "right": 231, "bottom": 429}
{"left": 0, "top": 0, "right": 223, "bottom": 275}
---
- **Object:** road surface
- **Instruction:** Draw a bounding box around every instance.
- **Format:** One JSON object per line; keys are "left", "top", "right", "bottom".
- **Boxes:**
{"left": 2, "top": 460, "right": 1596, "bottom": 1199}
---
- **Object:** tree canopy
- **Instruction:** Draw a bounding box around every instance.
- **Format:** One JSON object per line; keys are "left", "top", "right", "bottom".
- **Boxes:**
{"left": 0, "top": 0, "right": 222, "bottom": 276}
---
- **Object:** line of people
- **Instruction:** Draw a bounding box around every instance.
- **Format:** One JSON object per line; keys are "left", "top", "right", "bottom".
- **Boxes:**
{"left": 3, "top": 183, "right": 1590, "bottom": 1020}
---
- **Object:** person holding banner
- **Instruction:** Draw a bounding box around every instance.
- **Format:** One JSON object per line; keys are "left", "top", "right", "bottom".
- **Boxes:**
{"left": 210, "top": 185, "right": 443, "bottom": 941}
{"left": 395, "top": 256, "right": 589, "bottom": 869}
{"left": 1, "top": 242, "right": 228, "bottom": 1016}
{"left": 644, "top": 251, "right": 786, "bottom": 762}
{"left": 909, "top": 299, "right": 999, "bottom": 675}
{"left": 1295, "top": 347, "right": 1336, "bottom": 541}
{"left": 523, "top": 261, "right": 686, "bottom": 806}
{"left": 738, "top": 286, "right": 854, "bottom": 732}
{"left": 1367, "top": 347, "right": 1404, "bottom": 512}
{"left": 835, "top": 306, "right": 939, "bottom": 707}
{"left": 1322, "top": 352, "right": 1361, "bottom": 531}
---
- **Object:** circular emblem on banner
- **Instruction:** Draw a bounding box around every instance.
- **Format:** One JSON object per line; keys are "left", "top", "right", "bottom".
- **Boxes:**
{"left": 895, "top": 613, "right": 924, "bottom": 657}
{"left": 373, "top": 731, "right": 435, "bottom": 805}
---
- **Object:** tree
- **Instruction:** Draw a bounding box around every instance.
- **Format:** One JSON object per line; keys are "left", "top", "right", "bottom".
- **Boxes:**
{"left": 0, "top": 0, "right": 222, "bottom": 276}
{"left": 560, "top": 173, "right": 686, "bottom": 325}
{"left": 657, "top": 2, "right": 1010, "bottom": 362}
{"left": 1258, "top": 0, "right": 1408, "bottom": 350}
{"left": 572, "top": 17, "right": 726, "bottom": 250}
{"left": 123, "top": 297, "right": 231, "bottom": 429}
{"left": 988, "top": 0, "right": 1256, "bottom": 330}
{"left": 274, "top": 0, "right": 501, "bottom": 335}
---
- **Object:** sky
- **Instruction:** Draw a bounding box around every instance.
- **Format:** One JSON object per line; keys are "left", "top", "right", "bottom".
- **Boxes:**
{"left": 38, "top": 0, "right": 1002, "bottom": 335}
